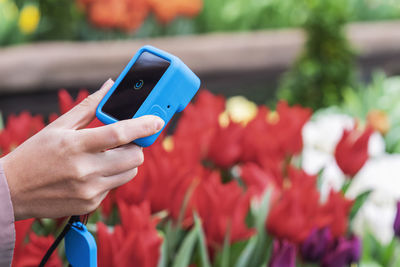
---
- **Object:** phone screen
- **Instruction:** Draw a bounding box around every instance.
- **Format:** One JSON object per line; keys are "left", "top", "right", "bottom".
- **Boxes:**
{"left": 102, "top": 51, "right": 170, "bottom": 121}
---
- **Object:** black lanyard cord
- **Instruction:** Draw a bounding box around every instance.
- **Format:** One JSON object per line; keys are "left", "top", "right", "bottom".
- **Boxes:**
{"left": 38, "top": 215, "right": 81, "bottom": 267}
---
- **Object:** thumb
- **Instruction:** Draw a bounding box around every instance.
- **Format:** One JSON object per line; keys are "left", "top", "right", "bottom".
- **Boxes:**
{"left": 51, "top": 79, "right": 114, "bottom": 130}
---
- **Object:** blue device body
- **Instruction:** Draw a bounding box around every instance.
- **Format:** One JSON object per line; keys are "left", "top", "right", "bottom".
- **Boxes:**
{"left": 96, "top": 45, "right": 201, "bottom": 147}
{"left": 65, "top": 222, "right": 97, "bottom": 267}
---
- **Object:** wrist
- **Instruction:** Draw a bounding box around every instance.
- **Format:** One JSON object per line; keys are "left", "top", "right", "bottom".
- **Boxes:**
{"left": 0, "top": 155, "right": 26, "bottom": 221}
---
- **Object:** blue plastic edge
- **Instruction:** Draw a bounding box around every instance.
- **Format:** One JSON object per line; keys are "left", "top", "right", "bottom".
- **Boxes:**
{"left": 96, "top": 45, "right": 200, "bottom": 147}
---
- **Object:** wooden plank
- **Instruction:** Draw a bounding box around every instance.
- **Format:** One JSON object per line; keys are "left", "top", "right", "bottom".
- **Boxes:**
{"left": 0, "top": 21, "right": 399, "bottom": 94}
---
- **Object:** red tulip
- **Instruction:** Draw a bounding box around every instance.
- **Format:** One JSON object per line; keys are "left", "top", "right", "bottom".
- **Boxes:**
{"left": 267, "top": 168, "right": 321, "bottom": 243}
{"left": 58, "top": 89, "right": 89, "bottom": 114}
{"left": 12, "top": 219, "right": 35, "bottom": 266}
{"left": 240, "top": 162, "right": 279, "bottom": 198}
{"left": 13, "top": 232, "right": 62, "bottom": 267}
{"left": 267, "top": 167, "right": 353, "bottom": 244}
{"left": 97, "top": 201, "right": 162, "bottom": 267}
{"left": 272, "top": 101, "right": 312, "bottom": 156}
{"left": 174, "top": 90, "right": 226, "bottom": 160}
{"left": 207, "top": 122, "right": 244, "bottom": 168}
{"left": 101, "top": 136, "right": 200, "bottom": 225}
{"left": 334, "top": 126, "right": 373, "bottom": 177}
{"left": 241, "top": 101, "right": 311, "bottom": 165}
{"left": 317, "top": 191, "right": 353, "bottom": 238}
{"left": 241, "top": 106, "right": 282, "bottom": 163}
{"left": 0, "top": 112, "right": 45, "bottom": 155}
{"left": 193, "top": 172, "right": 254, "bottom": 249}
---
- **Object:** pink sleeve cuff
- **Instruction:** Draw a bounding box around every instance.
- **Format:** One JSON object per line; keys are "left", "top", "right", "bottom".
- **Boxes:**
{"left": 0, "top": 162, "right": 15, "bottom": 267}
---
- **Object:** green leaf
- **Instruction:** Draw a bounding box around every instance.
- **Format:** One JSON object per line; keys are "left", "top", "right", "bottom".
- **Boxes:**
{"left": 341, "top": 179, "right": 353, "bottom": 194}
{"left": 220, "top": 232, "right": 231, "bottom": 267}
{"left": 254, "top": 189, "right": 272, "bottom": 233}
{"left": 316, "top": 168, "right": 325, "bottom": 192}
{"left": 359, "top": 261, "right": 383, "bottom": 267}
{"left": 172, "top": 226, "right": 198, "bottom": 267}
{"left": 164, "top": 220, "right": 184, "bottom": 263}
{"left": 157, "top": 232, "right": 168, "bottom": 267}
{"left": 0, "top": 112, "right": 3, "bottom": 130}
{"left": 235, "top": 237, "right": 257, "bottom": 267}
{"left": 350, "top": 190, "right": 372, "bottom": 222}
{"left": 381, "top": 238, "right": 396, "bottom": 267}
{"left": 194, "top": 215, "right": 212, "bottom": 267}
{"left": 235, "top": 189, "right": 273, "bottom": 267}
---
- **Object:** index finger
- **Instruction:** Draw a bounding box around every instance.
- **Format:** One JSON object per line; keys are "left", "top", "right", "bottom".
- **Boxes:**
{"left": 77, "top": 115, "right": 165, "bottom": 151}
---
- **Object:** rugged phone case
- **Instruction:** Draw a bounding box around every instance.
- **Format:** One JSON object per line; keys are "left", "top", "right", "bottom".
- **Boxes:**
{"left": 96, "top": 45, "right": 201, "bottom": 147}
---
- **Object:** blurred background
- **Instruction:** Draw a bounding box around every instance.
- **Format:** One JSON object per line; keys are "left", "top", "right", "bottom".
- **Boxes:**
{"left": 1, "top": 0, "right": 400, "bottom": 120}
{"left": 3, "top": 1, "right": 400, "bottom": 266}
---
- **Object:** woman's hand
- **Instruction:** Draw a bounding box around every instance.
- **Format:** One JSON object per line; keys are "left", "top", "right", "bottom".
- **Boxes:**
{"left": 0, "top": 79, "right": 164, "bottom": 220}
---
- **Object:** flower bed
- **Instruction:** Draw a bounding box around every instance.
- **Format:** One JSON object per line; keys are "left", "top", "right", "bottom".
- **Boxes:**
{"left": 2, "top": 88, "right": 399, "bottom": 267}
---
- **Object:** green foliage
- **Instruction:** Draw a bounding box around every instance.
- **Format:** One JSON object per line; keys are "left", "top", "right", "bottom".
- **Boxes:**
{"left": 278, "top": 0, "right": 356, "bottom": 110}
{"left": 361, "top": 231, "right": 400, "bottom": 267}
{"left": 341, "top": 72, "right": 400, "bottom": 153}
{"left": 349, "top": 190, "right": 372, "bottom": 224}
{"left": 0, "top": 113, "right": 3, "bottom": 130}
{"left": 195, "top": 0, "right": 308, "bottom": 33}
{"left": 35, "top": 0, "right": 83, "bottom": 41}
{"left": 0, "top": 0, "right": 20, "bottom": 46}
{"left": 235, "top": 190, "right": 272, "bottom": 267}
{"left": 196, "top": 0, "right": 400, "bottom": 34}
{"left": 349, "top": 0, "right": 400, "bottom": 22}
{"left": 158, "top": 189, "right": 272, "bottom": 267}
{"left": 2, "top": 0, "right": 400, "bottom": 46}
{"left": 172, "top": 226, "right": 198, "bottom": 267}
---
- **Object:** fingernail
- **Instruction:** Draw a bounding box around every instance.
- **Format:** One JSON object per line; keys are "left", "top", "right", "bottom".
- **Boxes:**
{"left": 102, "top": 78, "right": 113, "bottom": 87}
{"left": 155, "top": 117, "right": 165, "bottom": 131}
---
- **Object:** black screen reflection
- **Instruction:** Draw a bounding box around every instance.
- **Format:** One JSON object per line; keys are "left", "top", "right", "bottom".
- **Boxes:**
{"left": 102, "top": 52, "right": 170, "bottom": 121}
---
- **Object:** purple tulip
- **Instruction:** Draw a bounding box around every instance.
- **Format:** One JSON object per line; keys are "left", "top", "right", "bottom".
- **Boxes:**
{"left": 269, "top": 240, "right": 296, "bottom": 267}
{"left": 393, "top": 201, "right": 400, "bottom": 237}
{"left": 322, "top": 235, "right": 361, "bottom": 267}
{"left": 300, "top": 227, "right": 332, "bottom": 262}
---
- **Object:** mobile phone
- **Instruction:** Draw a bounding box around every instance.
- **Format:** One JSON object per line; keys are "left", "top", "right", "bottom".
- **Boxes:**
{"left": 96, "top": 45, "right": 201, "bottom": 147}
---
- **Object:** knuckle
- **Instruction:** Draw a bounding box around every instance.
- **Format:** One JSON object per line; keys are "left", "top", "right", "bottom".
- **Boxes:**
{"left": 133, "top": 149, "right": 144, "bottom": 166}
{"left": 80, "top": 95, "right": 96, "bottom": 109}
{"left": 71, "top": 163, "right": 90, "bottom": 182}
{"left": 110, "top": 127, "right": 127, "bottom": 145}
{"left": 117, "top": 169, "right": 137, "bottom": 186}
{"left": 58, "top": 135, "right": 73, "bottom": 154}
{"left": 58, "top": 134, "right": 81, "bottom": 156}
{"left": 77, "top": 187, "right": 98, "bottom": 203}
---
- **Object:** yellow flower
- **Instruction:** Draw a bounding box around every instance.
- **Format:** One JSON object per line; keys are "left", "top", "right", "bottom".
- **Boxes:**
{"left": 367, "top": 109, "right": 390, "bottom": 135}
{"left": 18, "top": 4, "right": 40, "bottom": 34}
{"left": 162, "top": 136, "right": 174, "bottom": 152}
{"left": 225, "top": 96, "right": 258, "bottom": 126}
{"left": 218, "top": 111, "right": 230, "bottom": 128}
{"left": 267, "top": 111, "right": 280, "bottom": 125}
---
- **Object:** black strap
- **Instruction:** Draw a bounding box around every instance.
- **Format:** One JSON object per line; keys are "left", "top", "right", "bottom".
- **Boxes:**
{"left": 38, "top": 215, "right": 81, "bottom": 267}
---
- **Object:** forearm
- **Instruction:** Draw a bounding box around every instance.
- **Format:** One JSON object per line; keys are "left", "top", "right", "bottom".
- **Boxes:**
{"left": 0, "top": 161, "right": 15, "bottom": 267}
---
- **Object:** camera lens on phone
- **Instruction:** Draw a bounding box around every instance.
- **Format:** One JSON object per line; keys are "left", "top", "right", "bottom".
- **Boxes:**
{"left": 134, "top": 80, "right": 144, "bottom": 90}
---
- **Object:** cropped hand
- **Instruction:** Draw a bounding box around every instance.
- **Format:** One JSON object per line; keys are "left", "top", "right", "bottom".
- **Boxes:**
{"left": 0, "top": 79, "right": 164, "bottom": 220}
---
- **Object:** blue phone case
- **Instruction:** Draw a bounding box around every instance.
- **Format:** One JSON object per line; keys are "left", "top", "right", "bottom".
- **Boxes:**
{"left": 96, "top": 45, "right": 201, "bottom": 147}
